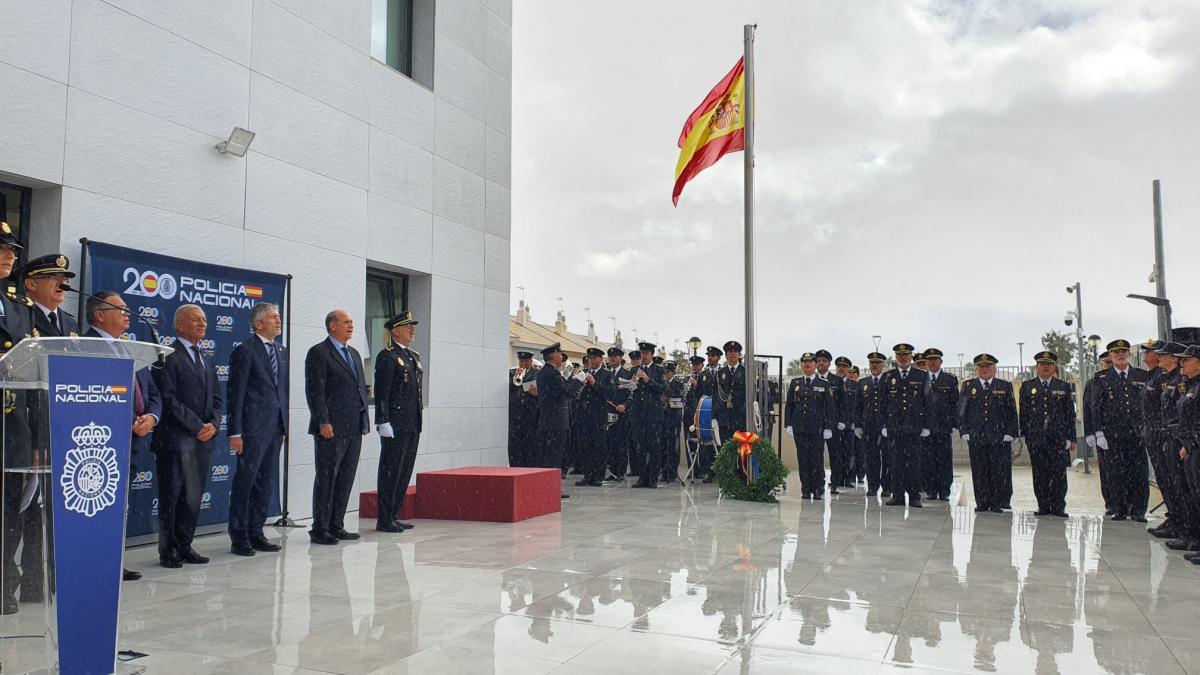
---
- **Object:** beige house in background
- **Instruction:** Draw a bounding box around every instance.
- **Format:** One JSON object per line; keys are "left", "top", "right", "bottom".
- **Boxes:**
{"left": 509, "top": 300, "right": 615, "bottom": 364}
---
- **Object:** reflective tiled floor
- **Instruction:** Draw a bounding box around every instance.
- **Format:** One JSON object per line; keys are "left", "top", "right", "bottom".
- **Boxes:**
{"left": 10, "top": 467, "right": 1200, "bottom": 674}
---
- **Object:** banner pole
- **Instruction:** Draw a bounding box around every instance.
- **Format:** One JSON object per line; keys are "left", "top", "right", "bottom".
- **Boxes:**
{"left": 743, "top": 24, "right": 757, "bottom": 433}
{"left": 274, "top": 273, "right": 300, "bottom": 527}
{"left": 77, "top": 237, "right": 90, "bottom": 329}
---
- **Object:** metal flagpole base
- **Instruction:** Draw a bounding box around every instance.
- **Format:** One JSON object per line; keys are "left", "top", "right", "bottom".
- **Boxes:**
{"left": 272, "top": 515, "right": 305, "bottom": 528}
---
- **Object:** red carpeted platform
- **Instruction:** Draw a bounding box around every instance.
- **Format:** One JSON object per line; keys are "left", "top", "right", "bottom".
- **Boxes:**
{"left": 358, "top": 486, "right": 417, "bottom": 521}
{"left": 415, "top": 466, "right": 561, "bottom": 523}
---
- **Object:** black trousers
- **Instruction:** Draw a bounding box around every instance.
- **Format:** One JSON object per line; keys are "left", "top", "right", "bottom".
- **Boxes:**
{"left": 1096, "top": 446, "right": 1113, "bottom": 510}
{"left": 823, "top": 435, "right": 842, "bottom": 488}
{"left": 923, "top": 432, "right": 953, "bottom": 499}
{"left": 311, "top": 433, "right": 362, "bottom": 536}
{"left": 228, "top": 431, "right": 282, "bottom": 544}
{"left": 1183, "top": 446, "right": 1200, "bottom": 538}
{"left": 891, "top": 432, "right": 924, "bottom": 501}
{"left": 578, "top": 421, "right": 606, "bottom": 483}
{"left": 535, "top": 429, "right": 569, "bottom": 470}
{"left": 156, "top": 441, "right": 213, "bottom": 558}
{"left": 1163, "top": 440, "right": 1198, "bottom": 537}
{"left": 632, "top": 418, "right": 661, "bottom": 484}
{"left": 968, "top": 441, "right": 1008, "bottom": 509}
{"left": 661, "top": 411, "right": 681, "bottom": 480}
{"left": 1106, "top": 436, "right": 1148, "bottom": 517}
{"left": 377, "top": 430, "right": 419, "bottom": 524}
{"left": 861, "top": 430, "right": 885, "bottom": 493}
{"left": 507, "top": 419, "right": 524, "bottom": 467}
{"left": 1028, "top": 439, "right": 1069, "bottom": 514}
{"left": 1, "top": 475, "right": 49, "bottom": 600}
{"left": 606, "top": 417, "right": 628, "bottom": 478}
{"left": 1146, "top": 432, "right": 1184, "bottom": 524}
{"left": 794, "top": 430, "right": 824, "bottom": 496}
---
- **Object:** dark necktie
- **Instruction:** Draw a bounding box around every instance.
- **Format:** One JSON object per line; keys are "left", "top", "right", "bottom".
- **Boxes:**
{"left": 133, "top": 375, "right": 145, "bottom": 416}
{"left": 873, "top": 377, "right": 879, "bottom": 387}
{"left": 191, "top": 345, "right": 203, "bottom": 370}
{"left": 341, "top": 346, "right": 357, "bottom": 380}
{"left": 266, "top": 341, "right": 278, "bottom": 383}
{"left": 984, "top": 381, "right": 991, "bottom": 392}
{"left": 49, "top": 311, "right": 59, "bottom": 333}
{"left": 1121, "top": 371, "right": 1128, "bottom": 382}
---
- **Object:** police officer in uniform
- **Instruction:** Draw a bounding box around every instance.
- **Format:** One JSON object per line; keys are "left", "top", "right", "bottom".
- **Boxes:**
{"left": 0, "top": 223, "right": 37, "bottom": 614}
{"left": 694, "top": 346, "right": 724, "bottom": 482}
{"left": 661, "top": 360, "right": 685, "bottom": 482}
{"left": 373, "top": 312, "right": 422, "bottom": 533}
{"left": 508, "top": 351, "right": 540, "bottom": 467}
{"left": 856, "top": 352, "right": 890, "bottom": 496}
{"left": 1083, "top": 350, "right": 1113, "bottom": 513}
{"left": 847, "top": 365, "right": 866, "bottom": 484}
{"left": 624, "top": 349, "right": 647, "bottom": 477}
{"left": 603, "top": 347, "right": 631, "bottom": 480}
{"left": 785, "top": 353, "right": 836, "bottom": 498}
{"left": 1019, "top": 351, "right": 1075, "bottom": 517}
{"left": 834, "top": 356, "right": 856, "bottom": 488}
{"left": 574, "top": 347, "right": 609, "bottom": 487}
{"left": 1175, "top": 344, "right": 1200, "bottom": 564}
{"left": 630, "top": 342, "right": 666, "bottom": 488}
{"left": 958, "top": 354, "right": 1018, "bottom": 513}
{"left": 716, "top": 341, "right": 747, "bottom": 442}
{"left": 923, "top": 348, "right": 959, "bottom": 501}
{"left": 813, "top": 350, "right": 846, "bottom": 494}
{"left": 1089, "top": 339, "right": 1150, "bottom": 521}
{"left": 534, "top": 343, "right": 582, "bottom": 495}
{"left": 19, "top": 254, "right": 78, "bottom": 338}
{"left": 683, "top": 355, "right": 706, "bottom": 481}
{"left": 882, "top": 343, "right": 929, "bottom": 507}
{"left": 1155, "top": 339, "right": 1196, "bottom": 549}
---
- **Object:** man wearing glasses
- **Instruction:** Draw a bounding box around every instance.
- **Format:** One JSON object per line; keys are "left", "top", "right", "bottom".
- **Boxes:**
{"left": 18, "top": 254, "right": 78, "bottom": 338}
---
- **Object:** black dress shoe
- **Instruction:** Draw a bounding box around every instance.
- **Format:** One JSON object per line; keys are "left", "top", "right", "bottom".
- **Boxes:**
{"left": 160, "top": 556, "right": 183, "bottom": 568}
{"left": 829, "top": 487, "right": 840, "bottom": 495}
{"left": 1185, "top": 552, "right": 1200, "bottom": 564}
{"left": 2, "top": 596, "right": 17, "bottom": 615}
{"left": 333, "top": 531, "right": 361, "bottom": 541}
{"left": 250, "top": 537, "right": 281, "bottom": 552}
{"left": 123, "top": 568, "right": 142, "bottom": 581}
{"left": 990, "top": 506, "right": 1003, "bottom": 513}
{"left": 1131, "top": 515, "right": 1148, "bottom": 523}
{"left": 1112, "top": 513, "right": 1127, "bottom": 521}
{"left": 574, "top": 479, "right": 592, "bottom": 487}
{"left": 561, "top": 494, "right": 570, "bottom": 498}
{"left": 885, "top": 499, "right": 905, "bottom": 507}
{"left": 309, "top": 532, "right": 339, "bottom": 545}
{"left": 394, "top": 521, "right": 414, "bottom": 530}
{"left": 702, "top": 476, "right": 714, "bottom": 483}
{"left": 1166, "top": 537, "right": 1200, "bottom": 551}
{"left": 182, "top": 550, "right": 209, "bottom": 564}
{"left": 376, "top": 521, "right": 403, "bottom": 533}
{"left": 975, "top": 507, "right": 989, "bottom": 513}
{"left": 909, "top": 500, "right": 923, "bottom": 508}
{"left": 1150, "top": 527, "right": 1178, "bottom": 539}
{"left": 1034, "top": 510, "right": 1048, "bottom": 516}
{"left": 231, "top": 542, "right": 257, "bottom": 556}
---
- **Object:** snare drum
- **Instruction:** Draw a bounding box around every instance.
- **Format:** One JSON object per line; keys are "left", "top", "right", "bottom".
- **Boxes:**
{"left": 698, "top": 396, "right": 715, "bottom": 443}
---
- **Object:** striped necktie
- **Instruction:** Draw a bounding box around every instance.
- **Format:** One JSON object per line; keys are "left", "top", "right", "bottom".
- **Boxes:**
{"left": 265, "top": 341, "right": 278, "bottom": 383}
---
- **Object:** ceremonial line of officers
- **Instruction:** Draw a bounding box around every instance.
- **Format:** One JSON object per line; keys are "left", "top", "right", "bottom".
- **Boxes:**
{"left": 509, "top": 340, "right": 749, "bottom": 490}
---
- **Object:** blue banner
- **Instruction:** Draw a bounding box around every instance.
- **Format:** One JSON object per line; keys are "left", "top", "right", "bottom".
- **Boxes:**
{"left": 49, "top": 354, "right": 133, "bottom": 674}
{"left": 84, "top": 242, "right": 288, "bottom": 537}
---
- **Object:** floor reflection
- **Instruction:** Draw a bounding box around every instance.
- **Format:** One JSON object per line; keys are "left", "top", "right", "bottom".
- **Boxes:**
{"left": 53, "top": 470, "right": 1198, "bottom": 674}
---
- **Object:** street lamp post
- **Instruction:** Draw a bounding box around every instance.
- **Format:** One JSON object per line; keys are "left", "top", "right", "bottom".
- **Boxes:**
{"left": 1017, "top": 342, "right": 1024, "bottom": 378}
{"left": 1127, "top": 294, "right": 1173, "bottom": 340}
{"left": 688, "top": 336, "right": 702, "bottom": 357}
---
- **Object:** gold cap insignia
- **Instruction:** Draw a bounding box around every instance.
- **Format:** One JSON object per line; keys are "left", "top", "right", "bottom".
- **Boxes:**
{"left": 55, "top": 255, "right": 67, "bottom": 269}
{"left": 0, "top": 222, "right": 10, "bottom": 235}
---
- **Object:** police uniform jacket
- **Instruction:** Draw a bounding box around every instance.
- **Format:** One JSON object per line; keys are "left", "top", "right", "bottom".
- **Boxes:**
{"left": 683, "top": 369, "right": 706, "bottom": 419}
{"left": 1161, "top": 369, "right": 1184, "bottom": 437}
{"left": 1, "top": 285, "right": 35, "bottom": 465}
{"left": 1089, "top": 367, "right": 1150, "bottom": 442}
{"left": 31, "top": 304, "right": 78, "bottom": 338}
{"left": 374, "top": 343, "right": 422, "bottom": 432}
{"left": 882, "top": 367, "right": 928, "bottom": 434}
{"left": 1176, "top": 375, "right": 1200, "bottom": 451}
{"left": 577, "top": 367, "right": 611, "bottom": 427}
{"left": 628, "top": 362, "right": 666, "bottom": 423}
{"left": 535, "top": 364, "right": 582, "bottom": 432}
{"left": 716, "top": 363, "right": 747, "bottom": 424}
{"left": 818, "top": 372, "right": 846, "bottom": 426}
{"left": 1082, "top": 373, "right": 1101, "bottom": 436}
{"left": 1019, "top": 377, "right": 1076, "bottom": 446}
{"left": 785, "top": 376, "right": 836, "bottom": 434}
{"left": 856, "top": 372, "right": 887, "bottom": 433}
{"left": 509, "top": 366, "right": 541, "bottom": 422}
{"left": 957, "top": 378, "right": 1018, "bottom": 444}
{"left": 665, "top": 376, "right": 687, "bottom": 415}
{"left": 694, "top": 365, "right": 719, "bottom": 414}
{"left": 1143, "top": 366, "right": 1167, "bottom": 435}
{"left": 925, "top": 371, "right": 960, "bottom": 434}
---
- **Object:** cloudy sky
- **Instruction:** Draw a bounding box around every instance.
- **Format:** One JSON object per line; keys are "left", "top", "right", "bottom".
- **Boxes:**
{"left": 510, "top": 0, "right": 1200, "bottom": 368}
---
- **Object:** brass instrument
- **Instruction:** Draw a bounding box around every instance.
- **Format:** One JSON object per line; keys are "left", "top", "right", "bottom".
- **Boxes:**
{"left": 512, "top": 367, "right": 527, "bottom": 387}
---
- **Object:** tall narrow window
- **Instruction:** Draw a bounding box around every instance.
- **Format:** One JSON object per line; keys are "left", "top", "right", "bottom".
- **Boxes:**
{"left": 371, "top": 0, "right": 414, "bottom": 76}
{"left": 364, "top": 269, "right": 409, "bottom": 400}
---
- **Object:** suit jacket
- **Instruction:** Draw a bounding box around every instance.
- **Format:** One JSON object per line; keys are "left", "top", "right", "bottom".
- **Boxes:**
{"left": 1089, "top": 366, "right": 1150, "bottom": 441}
{"left": 152, "top": 340, "right": 222, "bottom": 454}
{"left": 1019, "top": 377, "right": 1075, "bottom": 446}
{"left": 925, "top": 371, "right": 960, "bottom": 434}
{"left": 785, "top": 376, "right": 836, "bottom": 433}
{"left": 957, "top": 378, "right": 1018, "bottom": 444}
{"left": 86, "top": 327, "right": 162, "bottom": 460}
{"left": 305, "top": 337, "right": 369, "bottom": 437}
{"left": 535, "top": 363, "right": 581, "bottom": 432}
{"left": 883, "top": 368, "right": 928, "bottom": 434}
{"left": 374, "top": 343, "right": 422, "bottom": 432}
{"left": 227, "top": 335, "right": 288, "bottom": 440}
{"left": 32, "top": 305, "right": 78, "bottom": 338}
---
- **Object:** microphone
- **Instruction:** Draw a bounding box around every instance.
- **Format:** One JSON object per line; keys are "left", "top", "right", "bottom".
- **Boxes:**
{"left": 59, "top": 284, "right": 166, "bottom": 368}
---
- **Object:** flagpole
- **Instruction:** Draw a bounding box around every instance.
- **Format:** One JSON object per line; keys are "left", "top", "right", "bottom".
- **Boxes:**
{"left": 742, "top": 23, "right": 757, "bottom": 433}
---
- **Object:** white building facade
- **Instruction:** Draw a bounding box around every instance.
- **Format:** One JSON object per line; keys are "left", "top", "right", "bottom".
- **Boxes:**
{"left": 0, "top": 0, "right": 513, "bottom": 520}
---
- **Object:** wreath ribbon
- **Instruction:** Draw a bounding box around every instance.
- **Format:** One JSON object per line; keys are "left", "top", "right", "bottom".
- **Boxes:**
{"left": 732, "top": 430, "right": 759, "bottom": 482}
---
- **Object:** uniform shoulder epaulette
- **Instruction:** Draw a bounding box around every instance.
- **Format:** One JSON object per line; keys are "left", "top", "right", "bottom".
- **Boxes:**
{"left": 409, "top": 348, "right": 420, "bottom": 357}
{"left": 384, "top": 344, "right": 393, "bottom": 351}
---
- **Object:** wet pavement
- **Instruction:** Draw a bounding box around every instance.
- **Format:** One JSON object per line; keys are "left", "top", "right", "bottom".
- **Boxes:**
{"left": 22, "top": 468, "right": 1200, "bottom": 673}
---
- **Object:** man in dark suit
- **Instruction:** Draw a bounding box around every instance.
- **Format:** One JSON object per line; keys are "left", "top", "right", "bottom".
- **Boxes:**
{"left": 85, "top": 290, "right": 161, "bottom": 580}
{"left": 1019, "top": 351, "right": 1076, "bottom": 517}
{"left": 152, "top": 304, "right": 222, "bottom": 568}
{"left": 785, "top": 352, "right": 836, "bottom": 498}
{"left": 0, "top": 223, "right": 37, "bottom": 614}
{"left": 1089, "top": 339, "right": 1151, "bottom": 521}
{"left": 534, "top": 343, "right": 583, "bottom": 496}
{"left": 226, "top": 302, "right": 287, "bottom": 555}
{"left": 373, "top": 311, "right": 423, "bottom": 533}
{"left": 19, "top": 254, "right": 79, "bottom": 338}
{"left": 957, "top": 353, "right": 1018, "bottom": 513}
{"left": 922, "top": 348, "right": 959, "bottom": 501}
{"left": 304, "top": 309, "right": 369, "bottom": 545}
{"left": 575, "top": 347, "right": 610, "bottom": 487}
{"left": 813, "top": 350, "right": 845, "bottom": 494}
{"left": 882, "top": 343, "right": 930, "bottom": 508}
{"left": 508, "top": 351, "right": 540, "bottom": 467}
{"left": 604, "top": 347, "right": 631, "bottom": 480}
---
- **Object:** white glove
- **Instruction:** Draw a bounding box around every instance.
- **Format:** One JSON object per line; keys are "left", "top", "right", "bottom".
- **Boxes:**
{"left": 1096, "top": 432, "right": 1109, "bottom": 450}
{"left": 961, "top": 434, "right": 970, "bottom": 442}
{"left": 786, "top": 426, "right": 793, "bottom": 434}
{"left": 1085, "top": 435, "right": 1096, "bottom": 449}
{"left": 881, "top": 428, "right": 888, "bottom": 438}
{"left": 1065, "top": 439, "right": 1072, "bottom": 450}
{"left": 854, "top": 428, "right": 863, "bottom": 439}
{"left": 837, "top": 422, "right": 846, "bottom": 431}
{"left": 822, "top": 429, "right": 833, "bottom": 440}
{"left": 920, "top": 429, "right": 930, "bottom": 438}
{"left": 1003, "top": 434, "right": 1014, "bottom": 443}
{"left": 377, "top": 422, "right": 394, "bottom": 438}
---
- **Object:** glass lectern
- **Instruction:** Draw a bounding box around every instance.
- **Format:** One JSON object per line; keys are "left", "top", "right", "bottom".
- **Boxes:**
{"left": 1, "top": 336, "right": 169, "bottom": 675}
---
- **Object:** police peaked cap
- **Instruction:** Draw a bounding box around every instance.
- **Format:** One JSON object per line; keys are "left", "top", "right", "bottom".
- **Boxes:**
{"left": 800, "top": 352, "right": 815, "bottom": 362}
{"left": 973, "top": 353, "right": 998, "bottom": 366}
{"left": 813, "top": 349, "right": 832, "bottom": 361}
{"left": 1182, "top": 345, "right": 1200, "bottom": 358}
{"left": 834, "top": 356, "right": 852, "bottom": 367}
{"left": 19, "top": 253, "right": 74, "bottom": 280}
{"left": 924, "top": 348, "right": 944, "bottom": 359}
{"left": 0, "top": 222, "right": 23, "bottom": 250}
{"left": 384, "top": 310, "right": 417, "bottom": 329}
{"left": 1160, "top": 342, "right": 1187, "bottom": 356}
{"left": 607, "top": 347, "right": 624, "bottom": 357}
{"left": 540, "top": 342, "right": 562, "bottom": 357}
{"left": 664, "top": 360, "right": 677, "bottom": 370}
{"left": 723, "top": 340, "right": 742, "bottom": 353}
{"left": 866, "top": 352, "right": 887, "bottom": 363}
{"left": 1098, "top": 351, "right": 1110, "bottom": 360}
{"left": 706, "top": 346, "right": 723, "bottom": 357}
{"left": 638, "top": 341, "right": 656, "bottom": 352}
{"left": 1141, "top": 338, "right": 1165, "bottom": 351}
{"left": 1106, "top": 339, "right": 1131, "bottom": 351}
{"left": 689, "top": 355, "right": 705, "bottom": 365}
{"left": 1034, "top": 351, "right": 1057, "bottom": 363}
{"left": 892, "top": 343, "right": 915, "bottom": 354}
{"left": 516, "top": 350, "right": 534, "bottom": 360}
{"left": 586, "top": 347, "right": 605, "bottom": 358}
{"left": 628, "top": 350, "right": 643, "bottom": 359}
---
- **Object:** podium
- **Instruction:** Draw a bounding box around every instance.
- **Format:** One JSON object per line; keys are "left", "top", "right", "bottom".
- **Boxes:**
{"left": 1, "top": 337, "right": 170, "bottom": 675}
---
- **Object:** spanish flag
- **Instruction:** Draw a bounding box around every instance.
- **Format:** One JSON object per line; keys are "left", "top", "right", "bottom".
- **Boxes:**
{"left": 244, "top": 285, "right": 264, "bottom": 299}
{"left": 672, "top": 57, "right": 745, "bottom": 206}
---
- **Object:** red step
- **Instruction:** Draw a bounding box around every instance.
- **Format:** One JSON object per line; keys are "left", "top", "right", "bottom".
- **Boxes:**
{"left": 358, "top": 486, "right": 417, "bottom": 521}
{"left": 415, "top": 466, "right": 561, "bottom": 523}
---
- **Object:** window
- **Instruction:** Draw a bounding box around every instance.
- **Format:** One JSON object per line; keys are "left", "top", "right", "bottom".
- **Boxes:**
{"left": 364, "top": 268, "right": 409, "bottom": 399}
{"left": 0, "top": 182, "right": 32, "bottom": 246}
{"left": 371, "top": 0, "right": 434, "bottom": 88}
